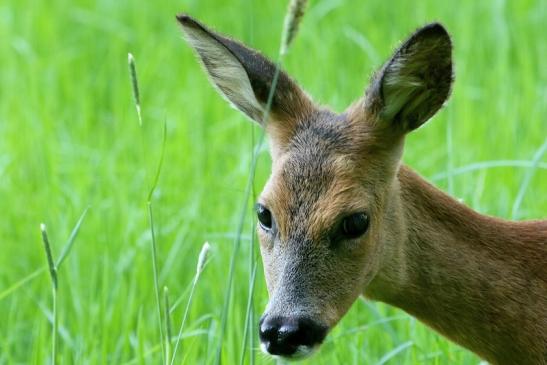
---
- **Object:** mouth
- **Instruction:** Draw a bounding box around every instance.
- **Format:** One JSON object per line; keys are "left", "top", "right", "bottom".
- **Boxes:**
{"left": 260, "top": 342, "right": 319, "bottom": 361}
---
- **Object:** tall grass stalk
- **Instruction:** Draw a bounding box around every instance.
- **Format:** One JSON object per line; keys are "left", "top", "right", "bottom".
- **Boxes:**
{"left": 215, "top": 1, "right": 309, "bottom": 363}
{"left": 38, "top": 210, "right": 88, "bottom": 365}
{"left": 244, "top": 215, "right": 258, "bottom": 365}
{"left": 239, "top": 263, "right": 257, "bottom": 365}
{"left": 147, "top": 202, "right": 166, "bottom": 364}
{"left": 247, "top": 9, "right": 258, "bottom": 362}
{"left": 40, "top": 224, "right": 58, "bottom": 365}
{"left": 170, "top": 242, "right": 210, "bottom": 365}
{"left": 246, "top": 128, "right": 260, "bottom": 365}
{"left": 214, "top": 130, "right": 266, "bottom": 365}
{"left": 164, "top": 286, "right": 173, "bottom": 364}
{"left": 128, "top": 52, "right": 168, "bottom": 364}
{"left": 146, "top": 122, "right": 167, "bottom": 363}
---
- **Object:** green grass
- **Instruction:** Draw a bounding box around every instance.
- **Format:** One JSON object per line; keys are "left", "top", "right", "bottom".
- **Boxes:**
{"left": 0, "top": 0, "right": 546, "bottom": 364}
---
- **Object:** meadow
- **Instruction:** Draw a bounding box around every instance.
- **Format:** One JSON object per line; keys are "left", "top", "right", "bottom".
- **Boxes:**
{"left": 0, "top": 0, "right": 545, "bottom": 364}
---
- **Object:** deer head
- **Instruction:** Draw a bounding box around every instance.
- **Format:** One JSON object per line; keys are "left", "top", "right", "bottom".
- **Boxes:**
{"left": 177, "top": 14, "right": 452, "bottom": 359}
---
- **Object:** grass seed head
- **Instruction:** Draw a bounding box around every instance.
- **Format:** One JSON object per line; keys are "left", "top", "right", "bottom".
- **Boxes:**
{"left": 40, "top": 223, "right": 58, "bottom": 290}
{"left": 281, "top": 0, "right": 309, "bottom": 56}
{"left": 127, "top": 52, "right": 142, "bottom": 125}
{"left": 196, "top": 242, "right": 211, "bottom": 276}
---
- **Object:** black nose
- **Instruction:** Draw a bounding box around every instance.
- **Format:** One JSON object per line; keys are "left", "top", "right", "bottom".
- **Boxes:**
{"left": 259, "top": 315, "right": 328, "bottom": 356}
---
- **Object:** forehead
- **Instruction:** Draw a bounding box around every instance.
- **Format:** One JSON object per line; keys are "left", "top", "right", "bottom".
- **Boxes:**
{"left": 262, "top": 111, "right": 367, "bottom": 239}
{"left": 280, "top": 110, "right": 353, "bottom": 191}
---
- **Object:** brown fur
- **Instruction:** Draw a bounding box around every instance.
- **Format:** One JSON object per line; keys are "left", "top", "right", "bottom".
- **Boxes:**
{"left": 178, "top": 14, "right": 547, "bottom": 364}
{"left": 366, "top": 166, "right": 547, "bottom": 364}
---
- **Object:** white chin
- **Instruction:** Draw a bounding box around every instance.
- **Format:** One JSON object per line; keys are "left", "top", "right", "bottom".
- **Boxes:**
{"left": 260, "top": 344, "right": 318, "bottom": 361}
{"left": 290, "top": 345, "right": 317, "bottom": 360}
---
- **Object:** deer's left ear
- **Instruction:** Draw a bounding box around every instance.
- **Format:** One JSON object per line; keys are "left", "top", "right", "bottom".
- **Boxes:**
{"left": 365, "top": 23, "right": 453, "bottom": 132}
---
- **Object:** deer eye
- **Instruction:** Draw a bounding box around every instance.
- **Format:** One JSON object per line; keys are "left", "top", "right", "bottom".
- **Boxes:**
{"left": 256, "top": 203, "right": 273, "bottom": 231}
{"left": 341, "top": 213, "right": 369, "bottom": 239}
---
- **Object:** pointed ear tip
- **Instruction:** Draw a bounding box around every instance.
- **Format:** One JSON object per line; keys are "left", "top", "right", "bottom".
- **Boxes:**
{"left": 421, "top": 22, "right": 451, "bottom": 42}
{"left": 176, "top": 13, "right": 196, "bottom": 28}
{"left": 426, "top": 22, "right": 448, "bottom": 32}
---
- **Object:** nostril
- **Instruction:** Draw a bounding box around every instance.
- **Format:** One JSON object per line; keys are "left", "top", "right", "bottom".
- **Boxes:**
{"left": 296, "top": 317, "right": 328, "bottom": 347}
{"left": 259, "top": 316, "right": 279, "bottom": 344}
{"left": 278, "top": 321, "right": 299, "bottom": 341}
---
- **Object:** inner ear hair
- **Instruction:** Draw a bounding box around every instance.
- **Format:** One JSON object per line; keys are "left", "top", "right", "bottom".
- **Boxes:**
{"left": 177, "top": 14, "right": 265, "bottom": 122}
{"left": 177, "top": 14, "right": 314, "bottom": 128}
{"left": 366, "top": 23, "right": 453, "bottom": 132}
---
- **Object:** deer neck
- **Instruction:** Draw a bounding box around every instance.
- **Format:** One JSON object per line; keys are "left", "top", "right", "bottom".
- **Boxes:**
{"left": 364, "top": 165, "right": 547, "bottom": 365}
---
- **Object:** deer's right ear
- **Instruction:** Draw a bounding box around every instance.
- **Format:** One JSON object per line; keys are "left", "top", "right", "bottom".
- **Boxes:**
{"left": 177, "top": 14, "right": 313, "bottom": 129}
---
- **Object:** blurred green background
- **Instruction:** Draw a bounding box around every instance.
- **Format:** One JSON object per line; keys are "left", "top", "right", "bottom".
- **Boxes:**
{"left": 0, "top": 0, "right": 545, "bottom": 364}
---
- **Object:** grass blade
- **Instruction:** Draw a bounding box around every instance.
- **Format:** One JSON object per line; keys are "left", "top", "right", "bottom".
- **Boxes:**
{"left": 56, "top": 206, "right": 90, "bottom": 269}
{"left": 147, "top": 120, "right": 167, "bottom": 202}
{"left": 511, "top": 138, "right": 547, "bottom": 219}
{"left": 375, "top": 341, "right": 413, "bottom": 365}
{"left": 429, "top": 160, "right": 547, "bottom": 182}
{"left": 171, "top": 242, "right": 210, "bottom": 365}
{"left": 0, "top": 267, "right": 45, "bottom": 302}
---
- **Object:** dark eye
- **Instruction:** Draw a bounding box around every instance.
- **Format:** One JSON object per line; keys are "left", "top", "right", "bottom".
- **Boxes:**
{"left": 256, "top": 203, "right": 273, "bottom": 231}
{"left": 341, "top": 213, "right": 369, "bottom": 239}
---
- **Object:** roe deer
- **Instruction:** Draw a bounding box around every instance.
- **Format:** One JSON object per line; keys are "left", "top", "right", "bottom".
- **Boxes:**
{"left": 177, "top": 14, "right": 547, "bottom": 364}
